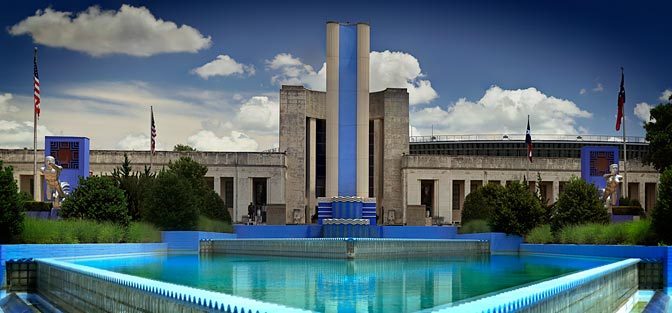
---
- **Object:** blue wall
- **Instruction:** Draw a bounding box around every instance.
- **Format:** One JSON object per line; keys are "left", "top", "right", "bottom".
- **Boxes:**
{"left": 0, "top": 242, "right": 166, "bottom": 288}
{"left": 162, "top": 231, "right": 236, "bottom": 250}
{"left": 44, "top": 136, "right": 90, "bottom": 200}
{"left": 456, "top": 233, "right": 524, "bottom": 252}
{"left": 337, "top": 24, "right": 358, "bottom": 196}
{"left": 234, "top": 225, "right": 323, "bottom": 238}
{"left": 380, "top": 226, "right": 457, "bottom": 239}
{"left": 580, "top": 146, "right": 619, "bottom": 191}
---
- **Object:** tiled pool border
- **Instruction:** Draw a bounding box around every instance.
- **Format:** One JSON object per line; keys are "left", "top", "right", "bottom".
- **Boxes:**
{"left": 201, "top": 238, "right": 489, "bottom": 259}
{"left": 2, "top": 230, "right": 671, "bottom": 312}
{"left": 424, "top": 258, "right": 640, "bottom": 313}
{"left": 36, "top": 258, "right": 313, "bottom": 313}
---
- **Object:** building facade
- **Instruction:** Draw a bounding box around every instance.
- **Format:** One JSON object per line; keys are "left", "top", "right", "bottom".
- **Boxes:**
{"left": 1, "top": 22, "right": 661, "bottom": 225}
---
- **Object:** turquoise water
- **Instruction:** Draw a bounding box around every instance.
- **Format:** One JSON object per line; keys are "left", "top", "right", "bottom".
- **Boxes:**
{"left": 71, "top": 254, "right": 614, "bottom": 312}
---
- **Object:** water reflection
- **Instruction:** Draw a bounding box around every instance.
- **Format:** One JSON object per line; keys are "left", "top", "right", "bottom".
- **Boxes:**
{"left": 73, "top": 254, "right": 611, "bottom": 313}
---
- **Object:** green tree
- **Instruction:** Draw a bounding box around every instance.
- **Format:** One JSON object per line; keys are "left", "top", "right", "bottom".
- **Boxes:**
{"left": 490, "top": 181, "right": 543, "bottom": 236}
{"left": 60, "top": 176, "right": 130, "bottom": 225}
{"left": 0, "top": 161, "right": 24, "bottom": 243}
{"left": 643, "top": 102, "right": 672, "bottom": 172}
{"left": 143, "top": 171, "right": 199, "bottom": 230}
{"left": 462, "top": 184, "right": 505, "bottom": 223}
{"left": 173, "top": 144, "right": 196, "bottom": 152}
{"left": 551, "top": 177, "right": 609, "bottom": 233}
{"left": 111, "top": 153, "right": 156, "bottom": 221}
{"left": 651, "top": 167, "right": 672, "bottom": 244}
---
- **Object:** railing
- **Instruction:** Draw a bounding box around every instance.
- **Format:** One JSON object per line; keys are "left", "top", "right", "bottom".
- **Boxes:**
{"left": 410, "top": 134, "right": 647, "bottom": 143}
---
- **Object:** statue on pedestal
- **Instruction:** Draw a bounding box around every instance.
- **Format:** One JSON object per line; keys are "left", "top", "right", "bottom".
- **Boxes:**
{"left": 602, "top": 163, "right": 623, "bottom": 211}
{"left": 40, "top": 156, "right": 70, "bottom": 208}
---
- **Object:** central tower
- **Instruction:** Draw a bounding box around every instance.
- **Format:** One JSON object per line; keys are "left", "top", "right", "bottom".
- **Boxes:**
{"left": 326, "top": 22, "right": 370, "bottom": 197}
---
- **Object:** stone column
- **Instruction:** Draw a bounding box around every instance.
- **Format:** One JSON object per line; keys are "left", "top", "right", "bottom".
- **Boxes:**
{"left": 356, "top": 23, "right": 370, "bottom": 198}
{"left": 638, "top": 182, "right": 645, "bottom": 207}
{"left": 552, "top": 180, "right": 560, "bottom": 202}
{"left": 325, "top": 22, "right": 339, "bottom": 197}
{"left": 464, "top": 179, "right": 471, "bottom": 198}
{"left": 213, "top": 176, "right": 221, "bottom": 196}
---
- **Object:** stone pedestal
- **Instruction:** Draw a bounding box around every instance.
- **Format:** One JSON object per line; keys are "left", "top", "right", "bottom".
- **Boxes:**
{"left": 406, "top": 205, "right": 426, "bottom": 226}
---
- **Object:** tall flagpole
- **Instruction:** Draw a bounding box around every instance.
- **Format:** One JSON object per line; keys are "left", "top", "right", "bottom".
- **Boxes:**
{"left": 33, "top": 47, "right": 39, "bottom": 201}
{"left": 622, "top": 99, "right": 628, "bottom": 199}
{"left": 150, "top": 106, "right": 154, "bottom": 170}
{"left": 621, "top": 67, "right": 628, "bottom": 200}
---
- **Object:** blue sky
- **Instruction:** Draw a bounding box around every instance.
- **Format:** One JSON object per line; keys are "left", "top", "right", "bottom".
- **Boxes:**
{"left": 1, "top": 0, "right": 670, "bottom": 151}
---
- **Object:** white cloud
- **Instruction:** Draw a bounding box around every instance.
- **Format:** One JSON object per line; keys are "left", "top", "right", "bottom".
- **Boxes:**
{"left": 186, "top": 130, "right": 258, "bottom": 151}
{"left": 660, "top": 89, "right": 672, "bottom": 102}
{"left": 411, "top": 85, "right": 592, "bottom": 136}
{"left": 266, "top": 50, "right": 438, "bottom": 105}
{"left": 0, "top": 120, "right": 54, "bottom": 149}
{"left": 369, "top": 50, "right": 438, "bottom": 105}
{"left": 8, "top": 5, "right": 211, "bottom": 57}
{"left": 579, "top": 88, "right": 587, "bottom": 95}
{"left": 0, "top": 93, "right": 20, "bottom": 114}
{"left": 236, "top": 96, "right": 279, "bottom": 133}
{"left": 266, "top": 53, "right": 326, "bottom": 90}
{"left": 116, "top": 133, "right": 165, "bottom": 151}
{"left": 266, "top": 53, "right": 304, "bottom": 70}
{"left": 409, "top": 125, "right": 421, "bottom": 137}
{"left": 593, "top": 82, "right": 604, "bottom": 92}
{"left": 634, "top": 102, "right": 655, "bottom": 123}
{"left": 192, "top": 55, "right": 255, "bottom": 79}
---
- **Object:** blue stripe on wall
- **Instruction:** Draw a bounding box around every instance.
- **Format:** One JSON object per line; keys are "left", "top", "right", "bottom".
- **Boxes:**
{"left": 338, "top": 24, "right": 358, "bottom": 196}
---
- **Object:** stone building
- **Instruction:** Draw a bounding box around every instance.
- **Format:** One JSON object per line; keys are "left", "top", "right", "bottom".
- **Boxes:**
{"left": 1, "top": 21, "right": 660, "bottom": 225}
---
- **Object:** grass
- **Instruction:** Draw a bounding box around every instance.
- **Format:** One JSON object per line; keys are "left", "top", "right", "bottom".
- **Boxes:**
{"left": 197, "top": 215, "right": 234, "bottom": 233}
{"left": 20, "top": 217, "right": 162, "bottom": 244}
{"left": 525, "top": 219, "right": 654, "bottom": 245}
{"left": 459, "top": 219, "right": 491, "bottom": 234}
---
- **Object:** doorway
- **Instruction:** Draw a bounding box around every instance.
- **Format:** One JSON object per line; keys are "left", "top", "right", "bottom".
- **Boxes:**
{"left": 420, "top": 180, "right": 435, "bottom": 217}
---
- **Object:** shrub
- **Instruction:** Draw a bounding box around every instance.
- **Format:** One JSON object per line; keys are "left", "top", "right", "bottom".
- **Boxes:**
{"left": 551, "top": 177, "right": 609, "bottom": 234}
{"left": 20, "top": 217, "right": 161, "bottom": 243}
{"left": 126, "top": 222, "right": 162, "bottom": 243}
{"left": 143, "top": 171, "right": 199, "bottom": 230}
{"left": 622, "top": 219, "right": 654, "bottom": 245}
{"left": 526, "top": 225, "right": 554, "bottom": 244}
{"left": 197, "top": 215, "right": 234, "bottom": 233}
{"left": 22, "top": 201, "right": 52, "bottom": 211}
{"left": 490, "top": 181, "right": 543, "bottom": 236}
{"left": 462, "top": 184, "right": 505, "bottom": 223}
{"left": 652, "top": 167, "right": 672, "bottom": 244}
{"left": 201, "top": 190, "right": 232, "bottom": 223}
{"left": 459, "top": 219, "right": 491, "bottom": 234}
{"left": 111, "top": 153, "right": 155, "bottom": 221}
{"left": 60, "top": 176, "right": 130, "bottom": 225}
{"left": 0, "top": 161, "right": 24, "bottom": 243}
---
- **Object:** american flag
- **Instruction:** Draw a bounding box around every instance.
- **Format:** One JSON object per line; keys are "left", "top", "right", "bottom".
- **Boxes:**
{"left": 525, "top": 115, "right": 533, "bottom": 163}
{"left": 616, "top": 68, "right": 625, "bottom": 131}
{"left": 151, "top": 106, "right": 156, "bottom": 155}
{"left": 33, "top": 48, "right": 41, "bottom": 119}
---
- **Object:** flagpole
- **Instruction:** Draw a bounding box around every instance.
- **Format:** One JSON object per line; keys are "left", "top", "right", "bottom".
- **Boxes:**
{"left": 150, "top": 106, "right": 154, "bottom": 170}
{"left": 622, "top": 97, "right": 628, "bottom": 200}
{"left": 621, "top": 67, "right": 628, "bottom": 200}
{"left": 33, "top": 47, "right": 39, "bottom": 201}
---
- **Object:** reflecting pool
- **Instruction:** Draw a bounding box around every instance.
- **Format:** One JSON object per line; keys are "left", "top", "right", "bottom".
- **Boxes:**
{"left": 71, "top": 253, "right": 615, "bottom": 312}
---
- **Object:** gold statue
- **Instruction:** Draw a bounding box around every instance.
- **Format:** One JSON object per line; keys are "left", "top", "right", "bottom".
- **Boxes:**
{"left": 40, "top": 156, "right": 70, "bottom": 208}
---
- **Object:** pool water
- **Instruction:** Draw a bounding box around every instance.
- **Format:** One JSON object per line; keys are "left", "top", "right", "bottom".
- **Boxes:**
{"left": 71, "top": 254, "right": 615, "bottom": 312}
